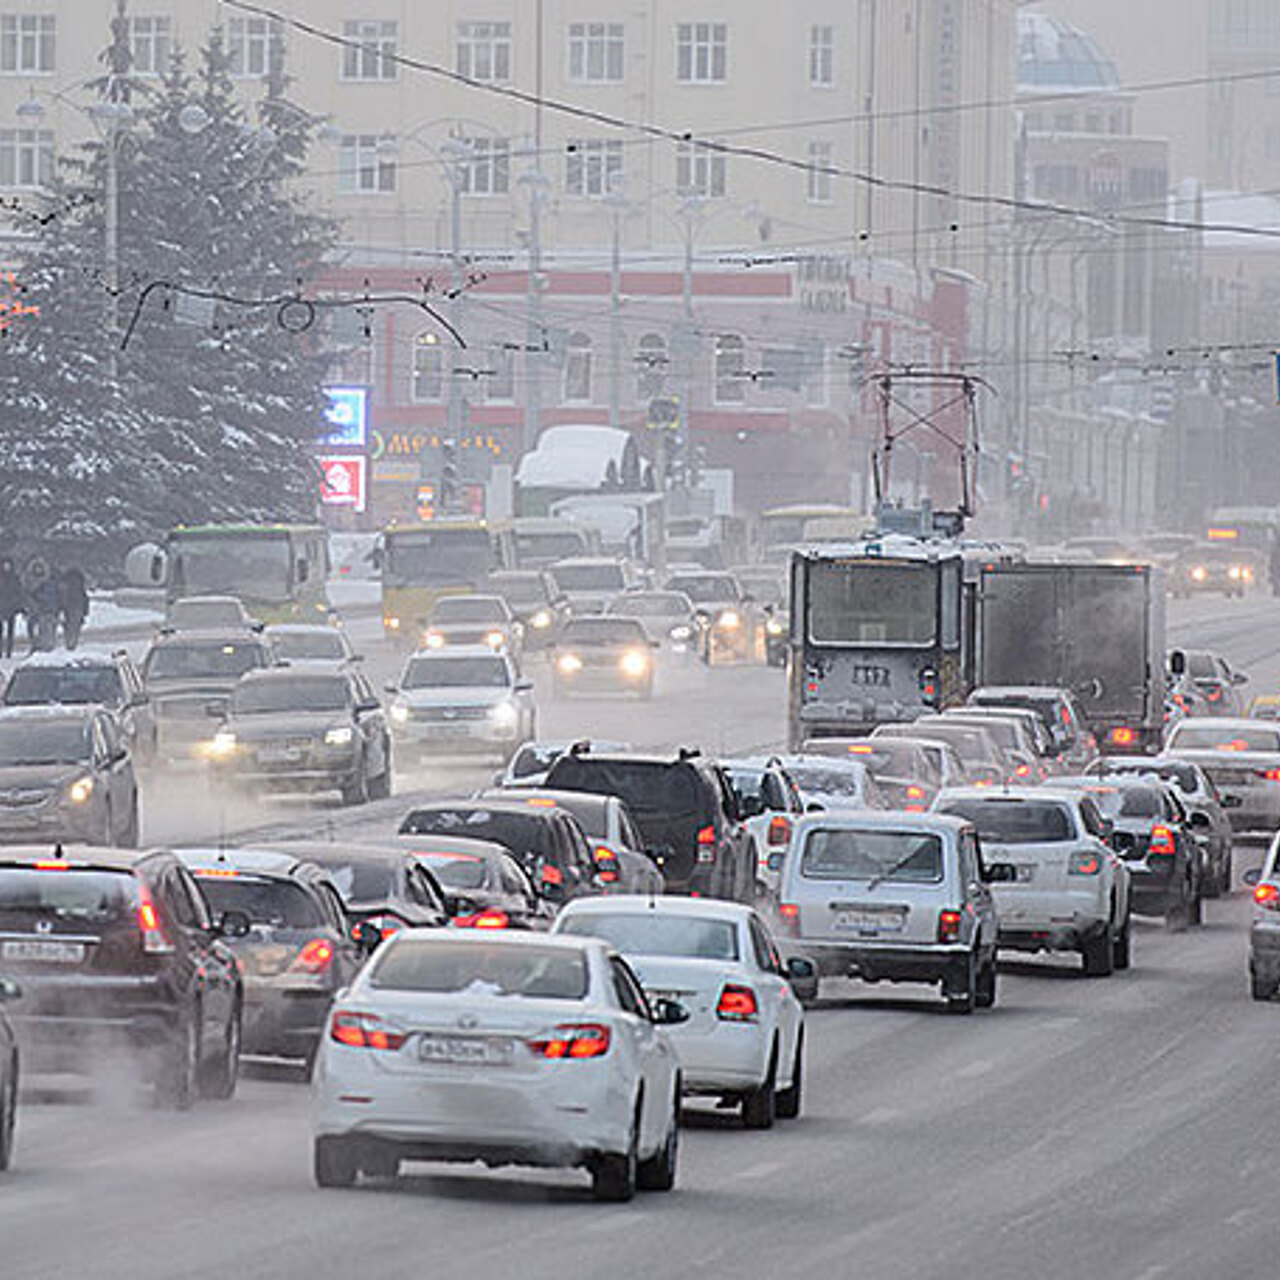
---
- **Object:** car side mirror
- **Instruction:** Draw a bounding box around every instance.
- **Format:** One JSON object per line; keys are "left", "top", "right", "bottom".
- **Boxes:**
{"left": 384, "top": 682, "right": 399, "bottom": 695}
{"left": 0, "top": 977, "right": 21, "bottom": 1002}
{"left": 805, "top": 800, "right": 825, "bottom": 814}
{"left": 515, "top": 679, "right": 534, "bottom": 693}
{"left": 1233, "top": 671, "right": 1249, "bottom": 686}
{"left": 1189, "top": 811, "right": 1211, "bottom": 830}
{"left": 351, "top": 919, "right": 384, "bottom": 953}
{"left": 650, "top": 997, "right": 691, "bottom": 1026}
{"left": 1169, "top": 650, "right": 1187, "bottom": 676}
{"left": 358, "top": 698, "right": 380, "bottom": 713}
{"left": 1243, "top": 868, "right": 1261, "bottom": 887}
{"left": 1222, "top": 794, "right": 1243, "bottom": 810}
{"left": 767, "top": 850, "right": 785, "bottom": 873}
{"left": 784, "top": 956, "right": 819, "bottom": 1002}
{"left": 445, "top": 894, "right": 478, "bottom": 918}
{"left": 739, "top": 794, "right": 766, "bottom": 819}
{"left": 216, "top": 909, "right": 252, "bottom": 939}
{"left": 983, "top": 862, "right": 1018, "bottom": 884}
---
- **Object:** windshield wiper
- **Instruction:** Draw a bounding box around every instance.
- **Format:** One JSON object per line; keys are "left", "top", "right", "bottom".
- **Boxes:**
{"left": 866, "top": 850, "right": 927, "bottom": 891}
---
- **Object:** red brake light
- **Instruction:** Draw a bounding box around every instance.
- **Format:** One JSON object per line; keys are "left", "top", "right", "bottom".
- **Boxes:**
{"left": 136, "top": 883, "right": 174, "bottom": 955}
{"left": 1109, "top": 727, "right": 1137, "bottom": 747}
{"left": 1262, "top": 769, "right": 1280, "bottom": 782}
{"left": 1014, "top": 764, "right": 1032, "bottom": 778}
{"left": 906, "top": 785, "right": 926, "bottom": 800}
{"left": 1254, "top": 883, "right": 1280, "bottom": 909}
{"left": 767, "top": 815, "right": 792, "bottom": 846}
{"left": 33, "top": 862, "right": 71, "bottom": 870}
{"left": 530, "top": 1023, "right": 611, "bottom": 1059}
{"left": 291, "top": 938, "right": 336, "bottom": 973}
{"left": 696, "top": 824, "right": 716, "bottom": 862}
{"left": 696, "top": 824, "right": 716, "bottom": 844}
{"left": 1148, "top": 825, "right": 1176, "bottom": 857}
{"left": 540, "top": 864, "right": 563, "bottom": 886}
{"left": 716, "top": 984, "right": 759, "bottom": 1021}
{"left": 593, "top": 846, "right": 621, "bottom": 881}
{"left": 329, "top": 1010, "right": 406, "bottom": 1051}
{"left": 454, "top": 909, "right": 511, "bottom": 930}
{"left": 937, "top": 909, "right": 963, "bottom": 943}
{"left": 779, "top": 902, "right": 799, "bottom": 919}
{"left": 1069, "top": 852, "right": 1103, "bottom": 875}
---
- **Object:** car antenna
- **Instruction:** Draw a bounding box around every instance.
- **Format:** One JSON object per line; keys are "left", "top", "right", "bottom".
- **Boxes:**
{"left": 51, "top": 842, "right": 64, "bottom": 860}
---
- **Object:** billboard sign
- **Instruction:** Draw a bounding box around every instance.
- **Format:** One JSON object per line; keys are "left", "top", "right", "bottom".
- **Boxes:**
{"left": 321, "top": 386, "right": 368, "bottom": 448}
{"left": 320, "top": 455, "right": 368, "bottom": 512}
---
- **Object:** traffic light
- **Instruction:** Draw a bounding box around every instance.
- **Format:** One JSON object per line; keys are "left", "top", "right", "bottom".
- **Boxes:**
{"left": 440, "top": 437, "right": 459, "bottom": 511}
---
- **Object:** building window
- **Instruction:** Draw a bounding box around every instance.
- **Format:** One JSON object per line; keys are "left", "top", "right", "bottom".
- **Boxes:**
{"left": 342, "top": 20, "right": 397, "bottom": 81}
{"left": 714, "top": 334, "right": 745, "bottom": 404}
{"left": 1, "top": 14, "right": 55, "bottom": 74}
{"left": 809, "top": 25, "right": 833, "bottom": 87}
{"left": 804, "top": 345, "right": 826, "bottom": 407}
{"left": 677, "top": 139, "right": 726, "bottom": 198}
{"left": 566, "top": 138, "right": 623, "bottom": 196}
{"left": 338, "top": 135, "right": 397, "bottom": 194}
{"left": 636, "top": 333, "right": 668, "bottom": 401}
{"left": 412, "top": 334, "right": 445, "bottom": 402}
{"left": 485, "top": 343, "right": 515, "bottom": 402}
{"left": 677, "top": 22, "right": 727, "bottom": 83}
{"left": 456, "top": 21, "right": 511, "bottom": 83}
{"left": 807, "top": 140, "right": 834, "bottom": 202}
{"left": 228, "top": 16, "right": 281, "bottom": 79}
{"left": 129, "top": 16, "right": 172, "bottom": 77}
{"left": 569, "top": 22, "right": 624, "bottom": 82}
{"left": 0, "top": 127, "right": 52, "bottom": 187}
{"left": 456, "top": 137, "right": 510, "bottom": 195}
{"left": 564, "top": 332, "right": 593, "bottom": 402}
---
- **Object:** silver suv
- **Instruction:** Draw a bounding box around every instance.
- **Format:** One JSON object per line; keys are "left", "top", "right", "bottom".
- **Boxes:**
{"left": 775, "top": 813, "right": 1012, "bottom": 1013}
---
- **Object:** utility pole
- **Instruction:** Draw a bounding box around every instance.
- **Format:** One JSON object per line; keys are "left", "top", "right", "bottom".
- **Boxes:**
{"left": 606, "top": 187, "right": 628, "bottom": 432}
{"left": 442, "top": 136, "right": 472, "bottom": 515}
{"left": 519, "top": 153, "right": 547, "bottom": 463}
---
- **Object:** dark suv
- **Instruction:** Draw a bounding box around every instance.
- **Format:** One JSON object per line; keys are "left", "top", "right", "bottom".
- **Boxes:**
{"left": 542, "top": 746, "right": 754, "bottom": 900}
{"left": 0, "top": 845, "right": 246, "bottom": 1108}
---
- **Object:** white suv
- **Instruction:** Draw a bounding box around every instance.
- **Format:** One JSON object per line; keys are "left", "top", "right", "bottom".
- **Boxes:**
{"left": 775, "top": 813, "right": 1010, "bottom": 1013}
{"left": 933, "top": 787, "right": 1132, "bottom": 977}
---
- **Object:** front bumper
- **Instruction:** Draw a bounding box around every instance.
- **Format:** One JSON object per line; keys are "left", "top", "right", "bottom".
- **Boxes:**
{"left": 0, "top": 802, "right": 102, "bottom": 843}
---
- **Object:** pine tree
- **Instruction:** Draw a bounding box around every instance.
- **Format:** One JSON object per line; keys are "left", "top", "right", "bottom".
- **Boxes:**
{"left": 0, "top": 0, "right": 339, "bottom": 564}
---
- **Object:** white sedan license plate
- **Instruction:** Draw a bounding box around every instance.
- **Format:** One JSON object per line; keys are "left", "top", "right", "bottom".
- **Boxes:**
{"left": 833, "top": 908, "right": 905, "bottom": 934}
{"left": 2, "top": 938, "right": 85, "bottom": 963}
{"left": 1015, "top": 864, "right": 1036, "bottom": 883}
{"left": 417, "top": 1035, "right": 512, "bottom": 1067}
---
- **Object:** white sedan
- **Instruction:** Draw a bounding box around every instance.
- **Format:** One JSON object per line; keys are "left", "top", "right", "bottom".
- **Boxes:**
{"left": 312, "top": 930, "right": 684, "bottom": 1201}
{"left": 554, "top": 896, "right": 812, "bottom": 1129}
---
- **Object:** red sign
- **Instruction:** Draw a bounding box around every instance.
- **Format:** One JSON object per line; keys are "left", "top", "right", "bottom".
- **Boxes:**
{"left": 320, "top": 455, "right": 367, "bottom": 513}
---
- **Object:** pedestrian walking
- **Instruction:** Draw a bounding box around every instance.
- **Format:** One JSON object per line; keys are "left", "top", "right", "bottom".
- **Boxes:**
{"left": 24, "top": 558, "right": 60, "bottom": 652}
{"left": 0, "top": 557, "right": 21, "bottom": 659}
{"left": 58, "top": 565, "right": 89, "bottom": 650}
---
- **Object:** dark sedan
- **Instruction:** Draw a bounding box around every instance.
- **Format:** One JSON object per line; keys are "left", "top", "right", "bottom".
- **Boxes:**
{"left": 396, "top": 834, "right": 553, "bottom": 929}
{"left": 553, "top": 616, "right": 657, "bottom": 699}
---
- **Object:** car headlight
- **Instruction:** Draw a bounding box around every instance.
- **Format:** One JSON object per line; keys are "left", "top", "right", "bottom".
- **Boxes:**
{"left": 325, "top": 725, "right": 355, "bottom": 747}
{"left": 485, "top": 630, "right": 506, "bottom": 650}
{"left": 1229, "top": 565, "right": 1243, "bottom": 580}
{"left": 765, "top": 617, "right": 784, "bottom": 636}
{"left": 620, "top": 648, "right": 650, "bottom": 678}
{"left": 717, "top": 609, "right": 741, "bottom": 630}
{"left": 423, "top": 631, "right": 445, "bottom": 650}
{"left": 489, "top": 701, "right": 519, "bottom": 727}
{"left": 531, "top": 610, "right": 552, "bottom": 630}
{"left": 384, "top": 615, "right": 401, "bottom": 631}
{"left": 669, "top": 624, "right": 692, "bottom": 641}
{"left": 1191, "top": 566, "right": 1207, "bottom": 582}
{"left": 67, "top": 776, "right": 95, "bottom": 805}
{"left": 1244, "top": 565, "right": 1255, "bottom": 581}
{"left": 209, "top": 730, "right": 237, "bottom": 758}
{"left": 390, "top": 700, "right": 410, "bottom": 724}
{"left": 557, "top": 652, "right": 583, "bottom": 675}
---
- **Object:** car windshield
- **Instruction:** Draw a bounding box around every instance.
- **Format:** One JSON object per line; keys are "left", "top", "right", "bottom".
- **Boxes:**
{"left": 543, "top": 760, "right": 701, "bottom": 819}
{"left": 807, "top": 561, "right": 937, "bottom": 646}
{"left": 402, "top": 656, "right": 510, "bottom": 690}
{"left": 972, "top": 693, "right": 1056, "bottom": 730}
{"left": 371, "top": 939, "right": 588, "bottom": 999}
{"left": 0, "top": 867, "right": 136, "bottom": 922}
{"left": 432, "top": 598, "right": 505, "bottom": 624}
{"left": 508, "top": 743, "right": 564, "bottom": 779}
{"left": 558, "top": 912, "right": 739, "bottom": 961}
{"left": 1171, "top": 725, "right": 1280, "bottom": 752}
{"left": 413, "top": 853, "right": 490, "bottom": 891}
{"left": 1103, "top": 761, "right": 1200, "bottom": 792}
{"left": 0, "top": 720, "right": 91, "bottom": 766}
{"left": 800, "top": 829, "right": 944, "bottom": 882}
{"left": 384, "top": 531, "right": 492, "bottom": 588}
{"left": 936, "top": 800, "right": 1073, "bottom": 844}
{"left": 194, "top": 875, "right": 324, "bottom": 928}
{"left": 270, "top": 632, "right": 346, "bottom": 662}
{"left": 666, "top": 575, "right": 736, "bottom": 603}
{"left": 832, "top": 742, "right": 915, "bottom": 777}
{"left": 145, "top": 641, "right": 267, "bottom": 681}
{"left": 169, "top": 600, "right": 245, "bottom": 628}
{"left": 785, "top": 763, "right": 864, "bottom": 797}
{"left": 170, "top": 536, "right": 290, "bottom": 599}
{"left": 490, "top": 577, "right": 547, "bottom": 607}
{"left": 399, "top": 810, "right": 546, "bottom": 869}
{"left": 608, "top": 595, "right": 688, "bottom": 619}
{"left": 232, "top": 676, "right": 350, "bottom": 715}
{"left": 1117, "top": 788, "right": 1162, "bottom": 818}
{"left": 319, "top": 860, "right": 395, "bottom": 906}
{"left": 551, "top": 563, "right": 625, "bottom": 592}
{"left": 4, "top": 665, "right": 123, "bottom": 708}
{"left": 561, "top": 619, "right": 648, "bottom": 646}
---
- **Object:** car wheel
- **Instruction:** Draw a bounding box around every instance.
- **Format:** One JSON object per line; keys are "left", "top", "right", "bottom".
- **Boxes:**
{"left": 975, "top": 954, "right": 999, "bottom": 1008}
{"left": 636, "top": 1083, "right": 679, "bottom": 1192}
{"left": 1218, "top": 848, "right": 1233, "bottom": 896}
{"left": 0, "top": 1053, "right": 16, "bottom": 1172}
{"left": 313, "top": 1136, "right": 359, "bottom": 1189}
{"left": 741, "top": 1044, "right": 778, "bottom": 1129}
{"left": 592, "top": 1108, "right": 639, "bottom": 1202}
{"left": 155, "top": 1010, "right": 200, "bottom": 1111}
{"left": 775, "top": 1034, "right": 804, "bottom": 1120}
{"left": 1187, "top": 878, "right": 1204, "bottom": 927}
{"left": 1250, "top": 970, "right": 1276, "bottom": 1002}
{"left": 199, "top": 1002, "right": 241, "bottom": 1101}
{"left": 1112, "top": 913, "right": 1132, "bottom": 971}
{"left": 945, "top": 953, "right": 977, "bottom": 1013}
{"left": 1082, "top": 932, "right": 1115, "bottom": 977}
{"left": 360, "top": 1147, "right": 401, "bottom": 1181}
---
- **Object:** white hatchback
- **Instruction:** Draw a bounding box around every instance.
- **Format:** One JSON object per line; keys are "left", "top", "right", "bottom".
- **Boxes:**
{"left": 311, "top": 930, "right": 684, "bottom": 1201}
{"left": 554, "top": 896, "right": 812, "bottom": 1129}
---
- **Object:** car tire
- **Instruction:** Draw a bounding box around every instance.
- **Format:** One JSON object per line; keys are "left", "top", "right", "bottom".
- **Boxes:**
{"left": 592, "top": 1110, "right": 639, "bottom": 1202}
{"left": 360, "top": 1147, "right": 401, "bottom": 1181}
{"left": 0, "top": 1053, "right": 16, "bottom": 1172}
{"left": 1217, "top": 849, "right": 1233, "bottom": 897}
{"left": 199, "top": 1002, "right": 241, "bottom": 1101}
{"left": 1187, "top": 879, "right": 1204, "bottom": 927}
{"left": 1082, "top": 932, "right": 1115, "bottom": 978}
{"left": 975, "top": 954, "right": 998, "bottom": 1009}
{"left": 314, "top": 1136, "right": 359, "bottom": 1189}
{"left": 1250, "top": 970, "right": 1276, "bottom": 1002}
{"left": 636, "top": 1084, "right": 679, "bottom": 1192}
{"left": 946, "top": 954, "right": 977, "bottom": 1014}
{"left": 741, "top": 1045, "right": 778, "bottom": 1129}
{"left": 155, "top": 1009, "right": 200, "bottom": 1111}
{"left": 1112, "top": 913, "right": 1132, "bottom": 971}
{"left": 775, "top": 1034, "right": 803, "bottom": 1120}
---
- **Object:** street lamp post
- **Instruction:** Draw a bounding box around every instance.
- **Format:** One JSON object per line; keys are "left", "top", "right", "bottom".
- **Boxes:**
{"left": 439, "top": 136, "right": 475, "bottom": 508}
{"left": 517, "top": 148, "right": 549, "bottom": 462}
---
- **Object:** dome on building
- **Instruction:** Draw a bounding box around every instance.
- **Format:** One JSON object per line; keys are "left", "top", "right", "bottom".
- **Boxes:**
{"left": 1017, "top": 13, "right": 1120, "bottom": 93}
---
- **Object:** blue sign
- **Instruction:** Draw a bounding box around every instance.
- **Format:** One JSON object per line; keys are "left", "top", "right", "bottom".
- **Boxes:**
{"left": 322, "top": 386, "right": 368, "bottom": 448}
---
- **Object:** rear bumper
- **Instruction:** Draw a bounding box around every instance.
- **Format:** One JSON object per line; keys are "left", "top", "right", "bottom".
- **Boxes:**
{"left": 667, "top": 1024, "right": 771, "bottom": 1095}
{"left": 997, "top": 918, "right": 1109, "bottom": 954}
{"left": 242, "top": 982, "right": 333, "bottom": 1058}
{"left": 795, "top": 939, "right": 971, "bottom": 984}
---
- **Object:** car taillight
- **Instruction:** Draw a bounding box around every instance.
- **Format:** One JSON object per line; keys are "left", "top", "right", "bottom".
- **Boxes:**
{"left": 290, "top": 938, "right": 335, "bottom": 973}
{"left": 1261, "top": 769, "right": 1280, "bottom": 782}
{"left": 453, "top": 909, "right": 511, "bottom": 930}
{"left": 593, "top": 846, "right": 620, "bottom": 882}
{"left": 529, "top": 1024, "right": 611, "bottom": 1059}
{"left": 716, "top": 984, "right": 759, "bottom": 1021}
{"left": 329, "top": 1010, "right": 406, "bottom": 1051}
{"left": 136, "top": 883, "right": 174, "bottom": 955}
{"left": 696, "top": 824, "right": 716, "bottom": 863}
{"left": 1148, "top": 825, "right": 1176, "bottom": 857}
{"left": 1068, "top": 852, "right": 1102, "bottom": 876}
{"left": 776, "top": 902, "right": 799, "bottom": 936}
{"left": 768, "top": 815, "right": 792, "bottom": 846}
{"left": 1014, "top": 763, "right": 1032, "bottom": 778}
{"left": 352, "top": 915, "right": 404, "bottom": 942}
{"left": 937, "top": 909, "right": 963, "bottom": 944}
{"left": 1254, "top": 883, "right": 1280, "bottom": 910}
{"left": 1109, "top": 727, "right": 1137, "bottom": 747}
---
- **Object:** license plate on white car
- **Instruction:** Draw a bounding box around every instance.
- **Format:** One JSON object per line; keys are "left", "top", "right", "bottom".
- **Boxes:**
{"left": 2, "top": 938, "right": 85, "bottom": 963}
{"left": 832, "top": 907, "right": 905, "bottom": 933}
{"left": 417, "top": 1035, "right": 513, "bottom": 1067}
{"left": 1015, "top": 864, "right": 1036, "bottom": 883}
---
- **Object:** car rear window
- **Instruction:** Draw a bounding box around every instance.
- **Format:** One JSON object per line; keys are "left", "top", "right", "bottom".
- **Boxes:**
{"left": 319, "top": 861, "right": 395, "bottom": 905}
{"left": 414, "top": 853, "right": 489, "bottom": 891}
{"left": 1104, "top": 762, "right": 1199, "bottom": 792}
{"left": 561, "top": 618, "right": 648, "bottom": 646}
{"left": 4, "top": 666, "right": 123, "bottom": 707}
{"left": 800, "top": 829, "right": 944, "bottom": 883}
{"left": 543, "top": 759, "right": 702, "bottom": 818}
{"left": 145, "top": 641, "right": 268, "bottom": 681}
{"left": 270, "top": 632, "right": 346, "bottom": 662}
{"left": 399, "top": 809, "right": 550, "bottom": 863}
{"left": 371, "top": 939, "right": 588, "bottom": 998}
{"left": 1171, "top": 725, "right": 1280, "bottom": 752}
{"left": 784, "top": 763, "right": 865, "bottom": 798}
{"left": 558, "top": 912, "right": 739, "bottom": 961}
{"left": 0, "top": 867, "right": 136, "bottom": 923}
{"left": 1117, "top": 788, "right": 1162, "bottom": 819}
{"left": 936, "top": 800, "right": 1073, "bottom": 844}
{"left": 194, "top": 875, "right": 324, "bottom": 928}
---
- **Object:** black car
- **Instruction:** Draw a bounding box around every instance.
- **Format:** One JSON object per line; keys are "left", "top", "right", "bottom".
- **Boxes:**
{"left": 396, "top": 834, "right": 552, "bottom": 929}
{"left": 176, "top": 848, "right": 363, "bottom": 1067}
{"left": 209, "top": 669, "right": 392, "bottom": 805}
{"left": 486, "top": 570, "right": 570, "bottom": 650}
{"left": 398, "top": 800, "right": 602, "bottom": 904}
{"left": 0, "top": 706, "right": 140, "bottom": 848}
{"left": 542, "top": 745, "right": 755, "bottom": 901}
{"left": 265, "top": 842, "right": 450, "bottom": 941}
{"left": 0, "top": 845, "right": 246, "bottom": 1108}
{"left": 0, "top": 974, "right": 17, "bottom": 1171}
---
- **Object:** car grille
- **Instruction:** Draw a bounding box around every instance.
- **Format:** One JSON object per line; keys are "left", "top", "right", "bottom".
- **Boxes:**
{"left": 0, "top": 788, "right": 51, "bottom": 808}
{"left": 410, "top": 706, "right": 491, "bottom": 723}
{"left": 156, "top": 698, "right": 222, "bottom": 721}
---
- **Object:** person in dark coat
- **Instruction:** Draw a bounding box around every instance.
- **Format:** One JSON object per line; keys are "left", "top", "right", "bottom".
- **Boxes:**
{"left": 58, "top": 566, "right": 89, "bottom": 650}
{"left": 24, "top": 558, "right": 60, "bottom": 652}
{"left": 0, "top": 557, "right": 21, "bottom": 658}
